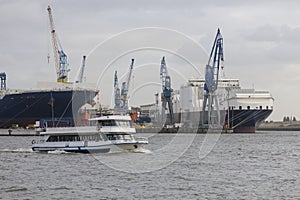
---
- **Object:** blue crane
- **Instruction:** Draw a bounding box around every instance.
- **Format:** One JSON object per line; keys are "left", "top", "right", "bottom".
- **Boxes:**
{"left": 202, "top": 28, "right": 224, "bottom": 126}
{"left": 160, "top": 57, "right": 174, "bottom": 127}
{"left": 120, "top": 59, "right": 134, "bottom": 114}
{"left": 0, "top": 72, "right": 6, "bottom": 90}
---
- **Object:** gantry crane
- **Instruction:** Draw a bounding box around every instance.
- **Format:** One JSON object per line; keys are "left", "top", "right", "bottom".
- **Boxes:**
{"left": 118, "top": 59, "right": 134, "bottom": 114}
{"left": 160, "top": 57, "right": 174, "bottom": 127}
{"left": 47, "top": 5, "right": 69, "bottom": 83}
{"left": 202, "top": 28, "right": 224, "bottom": 126}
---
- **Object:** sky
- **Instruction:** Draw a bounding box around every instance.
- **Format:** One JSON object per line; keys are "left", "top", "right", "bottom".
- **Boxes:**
{"left": 1, "top": 0, "right": 300, "bottom": 121}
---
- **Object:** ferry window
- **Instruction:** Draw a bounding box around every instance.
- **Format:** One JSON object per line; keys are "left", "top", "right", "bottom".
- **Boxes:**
{"left": 116, "top": 121, "right": 130, "bottom": 127}
{"left": 101, "top": 120, "right": 117, "bottom": 126}
{"left": 239, "top": 106, "right": 242, "bottom": 110}
{"left": 47, "top": 136, "right": 58, "bottom": 142}
{"left": 247, "top": 106, "right": 250, "bottom": 110}
{"left": 260, "top": 106, "right": 262, "bottom": 110}
{"left": 266, "top": 106, "right": 269, "bottom": 110}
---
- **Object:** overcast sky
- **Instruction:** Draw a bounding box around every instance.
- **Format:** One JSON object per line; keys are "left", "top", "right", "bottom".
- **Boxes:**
{"left": 1, "top": 0, "right": 300, "bottom": 121}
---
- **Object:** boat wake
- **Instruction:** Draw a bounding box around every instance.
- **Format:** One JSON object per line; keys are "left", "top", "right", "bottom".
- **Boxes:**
{"left": 0, "top": 148, "right": 33, "bottom": 153}
{"left": 130, "top": 148, "right": 152, "bottom": 154}
{"left": 47, "top": 150, "right": 71, "bottom": 154}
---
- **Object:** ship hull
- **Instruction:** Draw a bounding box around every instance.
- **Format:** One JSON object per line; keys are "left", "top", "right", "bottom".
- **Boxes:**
{"left": 170, "top": 109, "right": 272, "bottom": 133}
{"left": 225, "top": 109, "right": 273, "bottom": 133}
{"left": 0, "top": 89, "right": 96, "bottom": 128}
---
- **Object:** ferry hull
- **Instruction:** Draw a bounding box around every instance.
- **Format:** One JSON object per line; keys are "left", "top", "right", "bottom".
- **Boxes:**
{"left": 32, "top": 142, "right": 111, "bottom": 153}
{"left": 110, "top": 141, "right": 148, "bottom": 151}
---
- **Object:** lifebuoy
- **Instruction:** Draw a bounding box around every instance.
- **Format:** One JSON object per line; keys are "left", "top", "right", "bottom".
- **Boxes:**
{"left": 31, "top": 140, "right": 36, "bottom": 144}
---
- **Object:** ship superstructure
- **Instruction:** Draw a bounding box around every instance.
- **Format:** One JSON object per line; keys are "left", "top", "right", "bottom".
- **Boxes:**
{"left": 172, "top": 78, "right": 274, "bottom": 133}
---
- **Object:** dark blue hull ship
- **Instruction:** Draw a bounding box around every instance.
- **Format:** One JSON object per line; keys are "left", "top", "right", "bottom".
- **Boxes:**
{"left": 171, "top": 109, "right": 272, "bottom": 133}
{"left": 0, "top": 88, "right": 96, "bottom": 128}
{"left": 224, "top": 109, "right": 273, "bottom": 133}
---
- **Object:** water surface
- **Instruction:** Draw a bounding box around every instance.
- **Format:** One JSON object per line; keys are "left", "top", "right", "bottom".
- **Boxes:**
{"left": 0, "top": 131, "right": 299, "bottom": 199}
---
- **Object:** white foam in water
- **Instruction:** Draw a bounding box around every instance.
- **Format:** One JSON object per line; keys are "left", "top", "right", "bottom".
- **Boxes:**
{"left": 130, "top": 148, "right": 152, "bottom": 154}
{"left": 47, "top": 150, "right": 70, "bottom": 154}
{"left": 0, "top": 148, "right": 33, "bottom": 153}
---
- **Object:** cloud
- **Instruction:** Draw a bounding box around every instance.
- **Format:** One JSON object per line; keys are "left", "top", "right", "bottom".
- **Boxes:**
{"left": 1, "top": 0, "right": 300, "bottom": 120}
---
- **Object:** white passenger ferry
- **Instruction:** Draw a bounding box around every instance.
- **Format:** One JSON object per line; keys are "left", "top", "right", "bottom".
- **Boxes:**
{"left": 31, "top": 126, "right": 111, "bottom": 153}
{"left": 90, "top": 115, "right": 148, "bottom": 151}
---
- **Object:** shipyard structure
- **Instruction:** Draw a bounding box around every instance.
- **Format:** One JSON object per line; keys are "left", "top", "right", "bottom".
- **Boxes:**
{"left": 0, "top": 6, "right": 98, "bottom": 129}
{"left": 137, "top": 29, "right": 273, "bottom": 133}
{"left": 139, "top": 78, "right": 274, "bottom": 133}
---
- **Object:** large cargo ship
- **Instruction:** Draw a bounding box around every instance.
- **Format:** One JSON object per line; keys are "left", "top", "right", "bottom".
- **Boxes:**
{"left": 139, "top": 78, "right": 274, "bottom": 133}
{"left": 0, "top": 82, "right": 97, "bottom": 128}
{"left": 176, "top": 78, "right": 274, "bottom": 133}
{"left": 0, "top": 6, "right": 98, "bottom": 129}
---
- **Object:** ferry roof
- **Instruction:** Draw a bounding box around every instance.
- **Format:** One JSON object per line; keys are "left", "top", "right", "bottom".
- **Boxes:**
{"left": 89, "top": 115, "right": 132, "bottom": 121}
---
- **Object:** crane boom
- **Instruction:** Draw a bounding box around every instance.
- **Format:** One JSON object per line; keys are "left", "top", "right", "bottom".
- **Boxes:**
{"left": 120, "top": 59, "right": 134, "bottom": 112}
{"left": 202, "top": 28, "right": 224, "bottom": 126}
{"left": 47, "top": 5, "right": 68, "bottom": 83}
{"left": 204, "top": 28, "right": 224, "bottom": 93}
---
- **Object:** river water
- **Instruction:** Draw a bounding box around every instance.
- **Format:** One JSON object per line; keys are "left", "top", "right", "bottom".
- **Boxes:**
{"left": 0, "top": 131, "right": 299, "bottom": 199}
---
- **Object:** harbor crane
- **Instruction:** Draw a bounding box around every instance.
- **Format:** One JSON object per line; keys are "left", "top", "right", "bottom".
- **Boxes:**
{"left": 114, "top": 70, "right": 121, "bottom": 111}
{"left": 47, "top": 5, "right": 69, "bottom": 83}
{"left": 76, "top": 56, "right": 86, "bottom": 83}
{"left": 160, "top": 57, "right": 175, "bottom": 128}
{"left": 0, "top": 72, "right": 6, "bottom": 90}
{"left": 202, "top": 28, "right": 224, "bottom": 126}
{"left": 116, "top": 59, "right": 134, "bottom": 114}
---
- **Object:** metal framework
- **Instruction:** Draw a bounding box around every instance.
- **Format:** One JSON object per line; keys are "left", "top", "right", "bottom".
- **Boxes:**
{"left": 160, "top": 57, "right": 174, "bottom": 127}
{"left": 47, "top": 5, "right": 68, "bottom": 83}
{"left": 202, "top": 28, "right": 224, "bottom": 126}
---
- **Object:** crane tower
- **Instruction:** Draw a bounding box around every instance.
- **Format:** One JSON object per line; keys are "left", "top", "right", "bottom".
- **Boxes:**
{"left": 114, "top": 70, "right": 121, "bottom": 111}
{"left": 202, "top": 28, "right": 224, "bottom": 127}
{"left": 47, "top": 5, "right": 69, "bottom": 83}
{"left": 119, "top": 59, "right": 134, "bottom": 114}
{"left": 160, "top": 57, "right": 174, "bottom": 127}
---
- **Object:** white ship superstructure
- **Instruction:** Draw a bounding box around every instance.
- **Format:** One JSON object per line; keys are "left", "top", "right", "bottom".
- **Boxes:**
{"left": 173, "top": 78, "right": 274, "bottom": 132}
